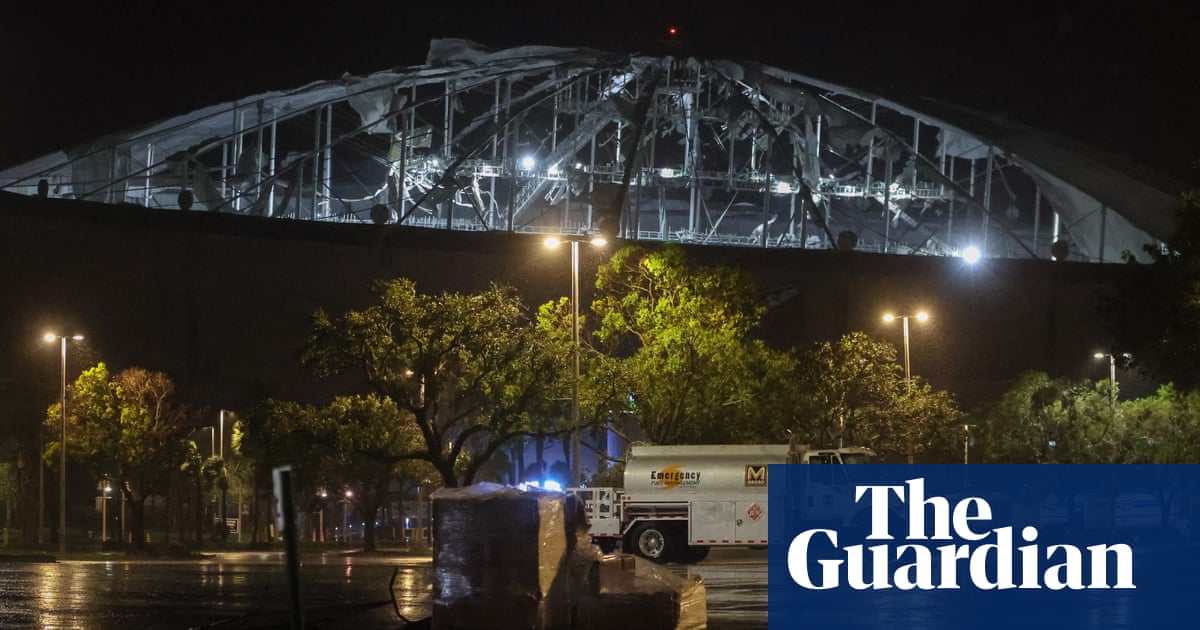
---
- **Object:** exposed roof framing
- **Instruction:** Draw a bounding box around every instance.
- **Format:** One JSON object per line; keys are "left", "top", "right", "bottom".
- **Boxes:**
{"left": 0, "top": 39, "right": 1183, "bottom": 263}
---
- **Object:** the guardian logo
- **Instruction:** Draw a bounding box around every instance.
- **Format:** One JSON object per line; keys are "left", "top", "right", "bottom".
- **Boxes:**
{"left": 787, "top": 478, "right": 1135, "bottom": 591}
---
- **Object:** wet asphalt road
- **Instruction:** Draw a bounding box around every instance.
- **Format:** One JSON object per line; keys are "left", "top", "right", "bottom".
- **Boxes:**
{"left": 0, "top": 547, "right": 768, "bottom": 629}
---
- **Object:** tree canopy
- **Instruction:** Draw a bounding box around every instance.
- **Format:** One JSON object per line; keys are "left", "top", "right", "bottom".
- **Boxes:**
{"left": 589, "top": 245, "right": 792, "bottom": 444}
{"left": 238, "top": 393, "right": 432, "bottom": 550}
{"left": 303, "top": 278, "right": 566, "bottom": 487}
{"left": 975, "top": 370, "right": 1200, "bottom": 463}
{"left": 47, "top": 363, "right": 193, "bottom": 550}
{"left": 788, "top": 332, "right": 964, "bottom": 462}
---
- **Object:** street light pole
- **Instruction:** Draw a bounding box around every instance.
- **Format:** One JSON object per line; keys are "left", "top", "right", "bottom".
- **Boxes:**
{"left": 882, "top": 314, "right": 927, "bottom": 464}
{"left": 316, "top": 488, "right": 328, "bottom": 543}
{"left": 882, "top": 312, "right": 929, "bottom": 393}
{"left": 99, "top": 481, "right": 111, "bottom": 543}
{"left": 1108, "top": 355, "right": 1116, "bottom": 409}
{"left": 342, "top": 489, "right": 353, "bottom": 545}
{"left": 570, "top": 239, "right": 581, "bottom": 488}
{"left": 1093, "top": 352, "right": 1127, "bottom": 409}
{"left": 545, "top": 235, "right": 606, "bottom": 487}
{"left": 45, "top": 332, "right": 82, "bottom": 554}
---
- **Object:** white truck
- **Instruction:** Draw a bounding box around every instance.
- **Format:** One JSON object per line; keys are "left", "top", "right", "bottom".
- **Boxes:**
{"left": 569, "top": 438, "right": 875, "bottom": 563}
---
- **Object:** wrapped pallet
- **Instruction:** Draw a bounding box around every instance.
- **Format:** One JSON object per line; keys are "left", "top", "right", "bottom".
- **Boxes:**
{"left": 575, "top": 553, "right": 707, "bottom": 630}
{"left": 431, "top": 483, "right": 573, "bottom": 630}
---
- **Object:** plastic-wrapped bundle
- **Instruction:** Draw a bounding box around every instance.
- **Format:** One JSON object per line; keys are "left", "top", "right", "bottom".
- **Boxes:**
{"left": 576, "top": 553, "right": 707, "bottom": 630}
{"left": 430, "top": 483, "right": 707, "bottom": 629}
{"left": 431, "top": 483, "right": 572, "bottom": 630}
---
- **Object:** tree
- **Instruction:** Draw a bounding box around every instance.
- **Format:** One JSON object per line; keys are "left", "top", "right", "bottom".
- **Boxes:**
{"left": 978, "top": 374, "right": 1200, "bottom": 464}
{"left": 589, "top": 245, "right": 790, "bottom": 444}
{"left": 791, "top": 332, "right": 897, "bottom": 449}
{"left": 788, "top": 332, "right": 963, "bottom": 462}
{"left": 975, "top": 371, "right": 1121, "bottom": 463}
{"left": 535, "top": 297, "right": 638, "bottom": 479}
{"left": 320, "top": 394, "right": 431, "bottom": 551}
{"left": 46, "top": 364, "right": 192, "bottom": 552}
{"left": 219, "top": 449, "right": 254, "bottom": 541}
{"left": 236, "top": 399, "right": 333, "bottom": 542}
{"left": 304, "top": 279, "right": 563, "bottom": 487}
{"left": 237, "top": 394, "right": 433, "bottom": 550}
{"left": 177, "top": 439, "right": 223, "bottom": 544}
{"left": 885, "top": 382, "right": 966, "bottom": 463}
{"left": 1117, "top": 384, "right": 1200, "bottom": 463}
{"left": 1101, "top": 167, "right": 1200, "bottom": 388}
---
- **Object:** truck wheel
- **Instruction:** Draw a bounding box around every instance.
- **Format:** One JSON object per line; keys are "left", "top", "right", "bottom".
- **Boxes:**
{"left": 631, "top": 523, "right": 676, "bottom": 563}
{"left": 595, "top": 537, "right": 618, "bottom": 554}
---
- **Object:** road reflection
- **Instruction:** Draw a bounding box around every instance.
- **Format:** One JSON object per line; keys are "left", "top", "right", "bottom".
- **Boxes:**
{"left": 670, "top": 548, "right": 768, "bottom": 629}
{"left": 0, "top": 555, "right": 426, "bottom": 628}
{"left": 0, "top": 549, "right": 763, "bottom": 628}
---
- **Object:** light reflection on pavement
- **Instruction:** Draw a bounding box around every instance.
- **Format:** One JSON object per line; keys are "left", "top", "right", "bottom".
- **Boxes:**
{"left": 669, "top": 547, "right": 769, "bottom": 630}
{"left": 0, "top": 548, "right": 766, "bottom": 628}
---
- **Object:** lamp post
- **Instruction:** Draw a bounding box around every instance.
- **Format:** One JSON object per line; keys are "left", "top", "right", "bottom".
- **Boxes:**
{"left": 45, "top": 332, "right": 83, "bottom": 554}
{"left": 120, "top": 481, "right": 127, "bottom": 544}
{"left": 544, "top": 235, "right": 607, "bottom": 487}
{"left": 882, "top": 313, "right": 927, "bottom": 464}
{"left": 317, "top": 488, "right": 328, "bottom": 543}
{"left": 341, "top": 489, "right": 353, "bottom": 545}
{"left": 1093, "top": 352, "right": 1130, "bottom": 409}
{"left": 882, "top": 312, "right": 929, "bottom": 392}
{"left": 98, "top": 480, "right": 111, "bottom": 543}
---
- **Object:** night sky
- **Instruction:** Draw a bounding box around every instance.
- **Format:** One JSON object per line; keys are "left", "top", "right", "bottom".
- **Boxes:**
{"left": 2, "top": 1, "right": 1198, "bottom": 181}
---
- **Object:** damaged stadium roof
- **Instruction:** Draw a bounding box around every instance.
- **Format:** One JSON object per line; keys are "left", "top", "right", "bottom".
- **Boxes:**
{"left": 0, "top": 32, "right": 1188, "bottom": 263}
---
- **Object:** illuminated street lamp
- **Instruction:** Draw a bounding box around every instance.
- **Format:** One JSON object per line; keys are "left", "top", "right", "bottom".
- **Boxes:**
{"left": 544, "top": 235, "right": 607, "bottom": 486}
{"left": 44, "top": 332, "right": 83, "bottom": 554}
{"left": 882, "top": 312, "right": 929, "bottom": 393}
{"left": 316, "top": 487, "right": 328, "bottom": 543}
{"left": 341, "top": 489, "right": 354, "bottom": 545}
{"left": 1093, "top": 352, "right": 1131, "bottom": 409}
{"left": 97, "top": 480, "right": 112, "bottom": 543}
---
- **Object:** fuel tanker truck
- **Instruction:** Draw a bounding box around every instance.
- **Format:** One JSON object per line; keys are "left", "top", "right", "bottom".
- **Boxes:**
{"left": 569, "top": 438, "right": 875, "bottom": 563}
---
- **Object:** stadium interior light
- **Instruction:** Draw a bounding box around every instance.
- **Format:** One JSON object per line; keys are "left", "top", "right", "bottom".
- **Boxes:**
{"left": 962, "top": 246, "right": 982, "bottom": 264}
{"left": 520, "top": 156, "right": 536, "bottom": 171}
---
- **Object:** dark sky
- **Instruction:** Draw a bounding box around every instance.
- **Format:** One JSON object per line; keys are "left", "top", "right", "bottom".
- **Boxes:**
{"left": 3, "top": 1, "right": 1198, "bottom": 181}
